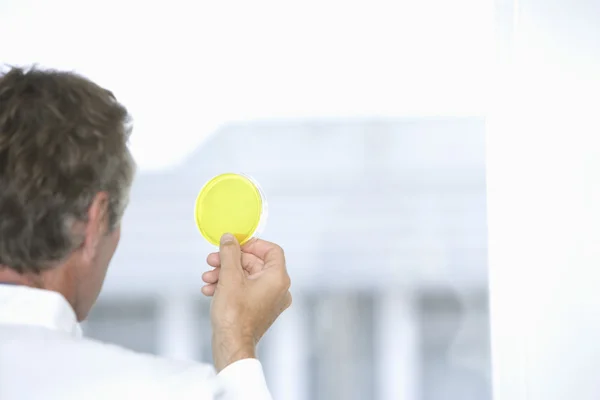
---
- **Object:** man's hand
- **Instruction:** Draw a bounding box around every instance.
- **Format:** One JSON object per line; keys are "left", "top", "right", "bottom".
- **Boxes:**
{"left": 204, "top": 234, "right": 292, "bottom": 372}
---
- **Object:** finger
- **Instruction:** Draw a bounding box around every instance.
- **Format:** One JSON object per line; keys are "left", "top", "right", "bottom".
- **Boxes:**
{"left": 242, "top": 252, "right": 265, "bottom": 276}
{"left": 241, "top": 238, "right": 277, "bottom": 259}
{"left": 207, "top": 252, "right": 265, "bottom": 275}
{"left": 284, "top": 291, "right": 293, "bottom": 309}
{"left": 201, "top": 284, "right": 216, "bottom": 296}
{"left": 202, "top": 268, "right": 220, "bottom": 284}
{"left": 242, "top": 239, "right": 286, "bottom": 269}
{"left": 218, "top": 233, "right": 244, "bottom": 283}
{"left": 207, "top": 252, "right": 220, "bottom": 268}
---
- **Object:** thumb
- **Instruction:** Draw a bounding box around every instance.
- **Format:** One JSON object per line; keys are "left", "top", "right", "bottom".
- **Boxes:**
{"left": 218, "top": 233, "right": 244, "bottom": 283}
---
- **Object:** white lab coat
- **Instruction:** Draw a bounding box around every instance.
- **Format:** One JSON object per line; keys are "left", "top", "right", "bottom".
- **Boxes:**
{"left": 0, "top": 285, "right": 272, "bottom": 400}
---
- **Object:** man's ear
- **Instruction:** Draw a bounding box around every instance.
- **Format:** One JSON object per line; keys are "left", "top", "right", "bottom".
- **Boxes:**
{"left": 82, "top": 192, "right": 110, "bottom": 261}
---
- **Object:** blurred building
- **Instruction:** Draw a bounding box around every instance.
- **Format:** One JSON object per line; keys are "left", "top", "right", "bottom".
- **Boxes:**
{"left": 83, "top": 117, "right": 491, "bottom": 400}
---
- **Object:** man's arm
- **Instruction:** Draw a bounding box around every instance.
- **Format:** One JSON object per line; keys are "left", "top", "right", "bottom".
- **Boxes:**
{"left": 202, "top": 235, "right": 292, "bottom": 400}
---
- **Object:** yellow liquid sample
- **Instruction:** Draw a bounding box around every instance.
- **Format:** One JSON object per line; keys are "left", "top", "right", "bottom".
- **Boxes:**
{"left": 194, "top": 173, "right": 264, "bottom": 246}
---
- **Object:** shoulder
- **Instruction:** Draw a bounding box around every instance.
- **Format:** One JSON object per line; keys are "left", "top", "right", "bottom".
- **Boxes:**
{"left": 1, "top": 326, "right": 217, "bottom": 399}
{"left": 75, "top": 338, "right": 217, "bottom": 399}
{"left": 76, "top": 335, "right": 216, "bottom": 379}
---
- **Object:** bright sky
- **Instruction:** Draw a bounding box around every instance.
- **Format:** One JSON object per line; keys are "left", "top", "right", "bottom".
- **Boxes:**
{"left": 0, "top": 0, "right": 493, "bottom": 170}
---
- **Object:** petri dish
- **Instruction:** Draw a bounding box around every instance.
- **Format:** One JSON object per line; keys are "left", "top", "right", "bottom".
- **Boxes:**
{"left": 194, "top": 173, "right": 268, "bottom": 246}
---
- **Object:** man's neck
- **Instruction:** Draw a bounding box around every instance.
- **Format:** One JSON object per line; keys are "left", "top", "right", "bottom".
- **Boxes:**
{"left": 0, "top": 267, "right": 43, "bottom": 287}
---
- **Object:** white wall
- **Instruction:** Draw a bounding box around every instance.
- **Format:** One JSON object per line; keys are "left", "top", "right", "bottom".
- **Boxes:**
{"left": 488, "top": 0, "right": 600, "bottom": 399}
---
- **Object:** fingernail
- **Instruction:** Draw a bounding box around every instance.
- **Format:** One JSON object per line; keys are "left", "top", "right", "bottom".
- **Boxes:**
{"left": 221, "top": 233, "right": 235, "bottom": 244}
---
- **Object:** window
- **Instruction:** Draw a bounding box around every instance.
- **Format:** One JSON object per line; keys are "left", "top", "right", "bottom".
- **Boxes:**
{"left": 85, "top": 117, "right": 491, "bottom": 399}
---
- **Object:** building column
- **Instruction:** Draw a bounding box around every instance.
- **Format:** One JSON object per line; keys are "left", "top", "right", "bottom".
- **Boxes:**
{"left": 374, "top": 290, "right": 420, "bottom": 400}
{"left": 262, "top": 293, "right": 309, "bottom": 400}
{"left": 156, "top": 292, "right": 201, "bottom": 362}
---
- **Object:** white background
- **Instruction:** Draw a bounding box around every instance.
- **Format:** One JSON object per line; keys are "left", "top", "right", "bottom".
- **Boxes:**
{"left": 0, "top": 0, "right": 492, "bottom": 170}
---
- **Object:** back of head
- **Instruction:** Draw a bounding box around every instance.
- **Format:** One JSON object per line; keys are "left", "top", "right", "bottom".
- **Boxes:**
{"left": 0, "top": 66, "right": 135, "bottom": 275}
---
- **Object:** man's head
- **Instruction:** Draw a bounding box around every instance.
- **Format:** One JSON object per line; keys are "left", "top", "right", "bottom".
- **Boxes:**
{"left": 0, "top": 66, "right": 135, "bottom": 320}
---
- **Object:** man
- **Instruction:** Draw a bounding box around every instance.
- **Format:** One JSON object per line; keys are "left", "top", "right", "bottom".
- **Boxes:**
{"left": 0, "top": 66, "right": 292, "bottom": 399}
